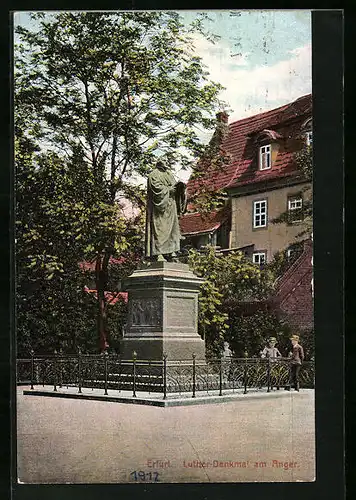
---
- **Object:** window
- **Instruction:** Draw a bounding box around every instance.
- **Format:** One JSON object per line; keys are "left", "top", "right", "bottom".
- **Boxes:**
{"left": 253, "top": 200, "right": 267, "bottom": 228}
{"left": 288, "top": 195, "right": 303, "bottom": 222}
{"left": 259, "top": 145, "right": 271, "bottom": 170}
{"left": 253, "top": 252, "right": 267, "bottom": 265}
{"left": 305, "top": 131, "right": 313, "bottom": 146}
{"left": 288, "top": 197, "right": 302, "bottom": 211}
{"left": 287, "top": 242, "right": 303, "bottom": 260}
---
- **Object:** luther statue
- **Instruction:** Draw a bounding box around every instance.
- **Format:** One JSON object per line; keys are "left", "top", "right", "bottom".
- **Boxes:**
{"left": 145, "top": 160, "right": 186, "bottom": 261}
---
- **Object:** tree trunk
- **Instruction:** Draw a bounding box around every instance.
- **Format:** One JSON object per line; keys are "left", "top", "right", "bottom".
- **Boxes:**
{"left": 95, "top": 251, "right": 111, "bottom": 352}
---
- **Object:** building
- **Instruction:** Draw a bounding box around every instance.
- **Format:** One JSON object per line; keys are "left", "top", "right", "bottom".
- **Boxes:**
{"left": 179, "top": 204, "right": 231, "bottom": 251}
{"left": 181, "top": 94, "right": 313, "bottom": 265}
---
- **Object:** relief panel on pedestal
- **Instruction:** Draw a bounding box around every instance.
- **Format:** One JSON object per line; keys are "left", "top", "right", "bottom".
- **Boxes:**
{"left": 130, "top": 298, "right": 162, "bottom": 327}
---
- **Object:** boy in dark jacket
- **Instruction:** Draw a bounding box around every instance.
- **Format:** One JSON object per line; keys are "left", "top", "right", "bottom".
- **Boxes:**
{"left": 286, "top": 334, "right": 304, "bottom": 391}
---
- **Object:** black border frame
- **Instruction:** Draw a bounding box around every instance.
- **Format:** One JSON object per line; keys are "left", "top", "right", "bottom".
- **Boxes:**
{"left": 0, "top": 7, "right": 344, "bottom": 500}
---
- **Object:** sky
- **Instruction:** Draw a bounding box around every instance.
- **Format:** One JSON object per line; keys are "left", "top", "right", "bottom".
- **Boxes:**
{"left": 179, "top": 10, "right": 311, "bottom": 122}
{"left": 13, "top": 10, "right": 312, "bottom": 184}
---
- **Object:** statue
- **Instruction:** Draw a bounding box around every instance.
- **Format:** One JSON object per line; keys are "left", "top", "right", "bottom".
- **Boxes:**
{"left": 145, "top": 160, "right": 187, "bottom": 261}
{"left": 222, "top": 341, "right": 232, "bottom": 358}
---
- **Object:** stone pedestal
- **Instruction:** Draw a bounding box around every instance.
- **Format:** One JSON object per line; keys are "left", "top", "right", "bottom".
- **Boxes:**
{"left": 120, "top": 262, "right": 206, "bottom": 361}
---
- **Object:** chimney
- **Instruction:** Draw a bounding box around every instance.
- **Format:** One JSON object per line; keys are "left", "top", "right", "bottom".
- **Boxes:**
{"left": 208, "top": 111, "right": 229, "bottom": 151}
{"left": 216, "top": 111, "right": 229, "bottom": 123}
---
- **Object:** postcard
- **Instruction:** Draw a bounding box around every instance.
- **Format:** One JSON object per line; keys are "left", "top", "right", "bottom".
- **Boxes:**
{"left": 14, "top": 9, "right": 320, "bottom": 486}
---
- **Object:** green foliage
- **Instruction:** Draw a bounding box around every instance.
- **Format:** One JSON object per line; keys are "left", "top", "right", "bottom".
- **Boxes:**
{"left": 266, "top": 242, "right": 304, "bottom": 279}
{"left": 298, "top": 328, "right": 315, "bottom": 360}
{"left": 226, "top": 315, "right": 314, "bottom": 360}
{"left": 226, "top": 310, "right": 286, "bottom": 358}
{"left": 15, "top": 131, "right": 143, "bottom": 356}
{"left": 187, "top": 245, "right": 313, "bottom": 358}
{"left": 15, "top": 11, "right": 226, "bottom": 175}
{"left": 187, "top": 246, "right": 275, "bottom": 357}
{"left": 187, "top": 186, "right": 228, "bottom": 214}
{"left": 188, "top": 245, "right": 274, "bottom": 300}
{"left": 14, "top": 134, "right": 135, "bottom": 355}
{"left": 295, "top": 145, "right": 313, "bottom": 180}
{"left": 293, "top": 145, "right": 313, "bottom": 238}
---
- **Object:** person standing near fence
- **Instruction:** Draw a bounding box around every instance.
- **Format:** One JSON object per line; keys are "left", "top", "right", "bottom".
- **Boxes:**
{"left": 286, "top": 335, "right": 304, "bottom": 391}
{"left": 260, "top": 337, "right": 282, "bottom": 360}
{"left": 261, "top": 337, "right": 282, "bottom": 390}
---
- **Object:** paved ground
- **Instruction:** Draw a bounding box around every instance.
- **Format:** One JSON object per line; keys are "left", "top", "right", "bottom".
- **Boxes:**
{"left": 16, "top": 386, "right": 315, "bottom": 484}
{"left": 21, "top": 384, "right": 307, "bottom": 406}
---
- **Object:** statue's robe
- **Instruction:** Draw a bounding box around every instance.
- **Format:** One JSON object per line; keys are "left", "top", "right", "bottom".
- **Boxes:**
{"left": 145, "top": 168, "right": 186, "bottom": 257}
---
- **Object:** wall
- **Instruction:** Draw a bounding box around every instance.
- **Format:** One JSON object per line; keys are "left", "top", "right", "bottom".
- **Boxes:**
{"left": 230, "top": 182, "right": 311, "bottom": 262}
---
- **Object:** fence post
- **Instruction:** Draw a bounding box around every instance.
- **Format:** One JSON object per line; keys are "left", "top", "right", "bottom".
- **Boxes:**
{"left": 59, "top": 348, "right": 63, "bottom": 388}
{"left": 192, "top": 353, "right": 196, "bottom": 398}
{"left": 104, "top": 351, "right": 108, "bottom": 396}
{"left": 118, "top": 355, "right": 122, "bottom": 393}
{"left": 243, "top": 350, "right": 248, "bottom": 395}
{"left": 30, "top": 349, "right": 34, "bottom": 390}
{"left": 163, "top": 353, "right": 167, "bottom": 400}
{"left": 148, "top": 359, "right": 151, "bottom": 394}
{"left": 53, "top": 350, "right": 58, "bottom": 392}
{"left": 132, "top": 351, "right": 137, "bottom": 398}
{"left": 78, "top": 347, "right": 82, "bottom": 394}
{"left": 219, "top": 357, "right": 223, "bottom": 396}
{"left": 42, "top": 358, "right": 45, "bottom": 387}
{"left": 267, "top": 358, "right": 271, "bottom": 393}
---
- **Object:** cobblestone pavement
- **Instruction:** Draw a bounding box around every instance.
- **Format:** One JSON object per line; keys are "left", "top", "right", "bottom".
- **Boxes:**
{"left": 17, "top": 387, "right": 315, "bottom": 484}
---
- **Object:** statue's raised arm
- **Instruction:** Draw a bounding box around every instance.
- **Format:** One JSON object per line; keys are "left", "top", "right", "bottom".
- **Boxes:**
{"left": 145, "top": 160, "right": 186, "bottom": 262}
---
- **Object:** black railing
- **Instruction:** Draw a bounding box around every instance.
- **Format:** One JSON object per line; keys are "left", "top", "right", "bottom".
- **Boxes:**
{"left": 16, "top": 352, "right": 315, "bottom": 399}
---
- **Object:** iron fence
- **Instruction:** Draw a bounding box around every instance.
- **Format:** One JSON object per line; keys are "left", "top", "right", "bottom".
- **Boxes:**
{"left": 16, "top": 352, "right": 314, "bottom": 399}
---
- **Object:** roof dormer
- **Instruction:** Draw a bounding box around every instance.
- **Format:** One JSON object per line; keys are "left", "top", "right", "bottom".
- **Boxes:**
{"left": 251, "top": 129, "right": 283, "bottom": 171}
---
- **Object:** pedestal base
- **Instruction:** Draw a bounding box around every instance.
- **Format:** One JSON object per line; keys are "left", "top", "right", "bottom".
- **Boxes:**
{"left": 120, "top": 336, "right": 206, "bottom": 361}
{"left": 120, "top": 262, "right": 206, "bottom": 361}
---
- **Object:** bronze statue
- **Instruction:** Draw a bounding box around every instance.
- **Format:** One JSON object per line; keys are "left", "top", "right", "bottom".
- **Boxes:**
{"left": 145, "top": 160, "right": 186, "bottom": 261}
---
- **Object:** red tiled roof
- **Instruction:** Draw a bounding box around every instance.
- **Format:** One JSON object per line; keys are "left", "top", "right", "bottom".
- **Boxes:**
{"left": 187, "top": 94, "right": 312, "bottom": 196}
{"left": 271, "top": 239, "right": 313, "bottom": 330}
{"left": 180, "top": 206, "right": 230, "bottom": 235}
{"left": 273, "top": 240, "right": 312, "bottom": 300}
{"left": 79, "top": 256, "right": 127, "bottom": 272}
{"left": 84, "top": 287, "right": 128, "bottom": 305}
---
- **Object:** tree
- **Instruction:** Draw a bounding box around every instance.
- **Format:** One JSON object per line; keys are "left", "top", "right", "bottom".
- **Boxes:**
{"left": 15, "top": 88, "right": 145, "bottom": 353}
{"left": 15, "top": 11, "right": 227, "bottom": 351}
{"left": 187, "top": 246, "right": 276, "bottom": 357}
{"left": 15, "top": 131, "right": 134, "bottom": 354}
